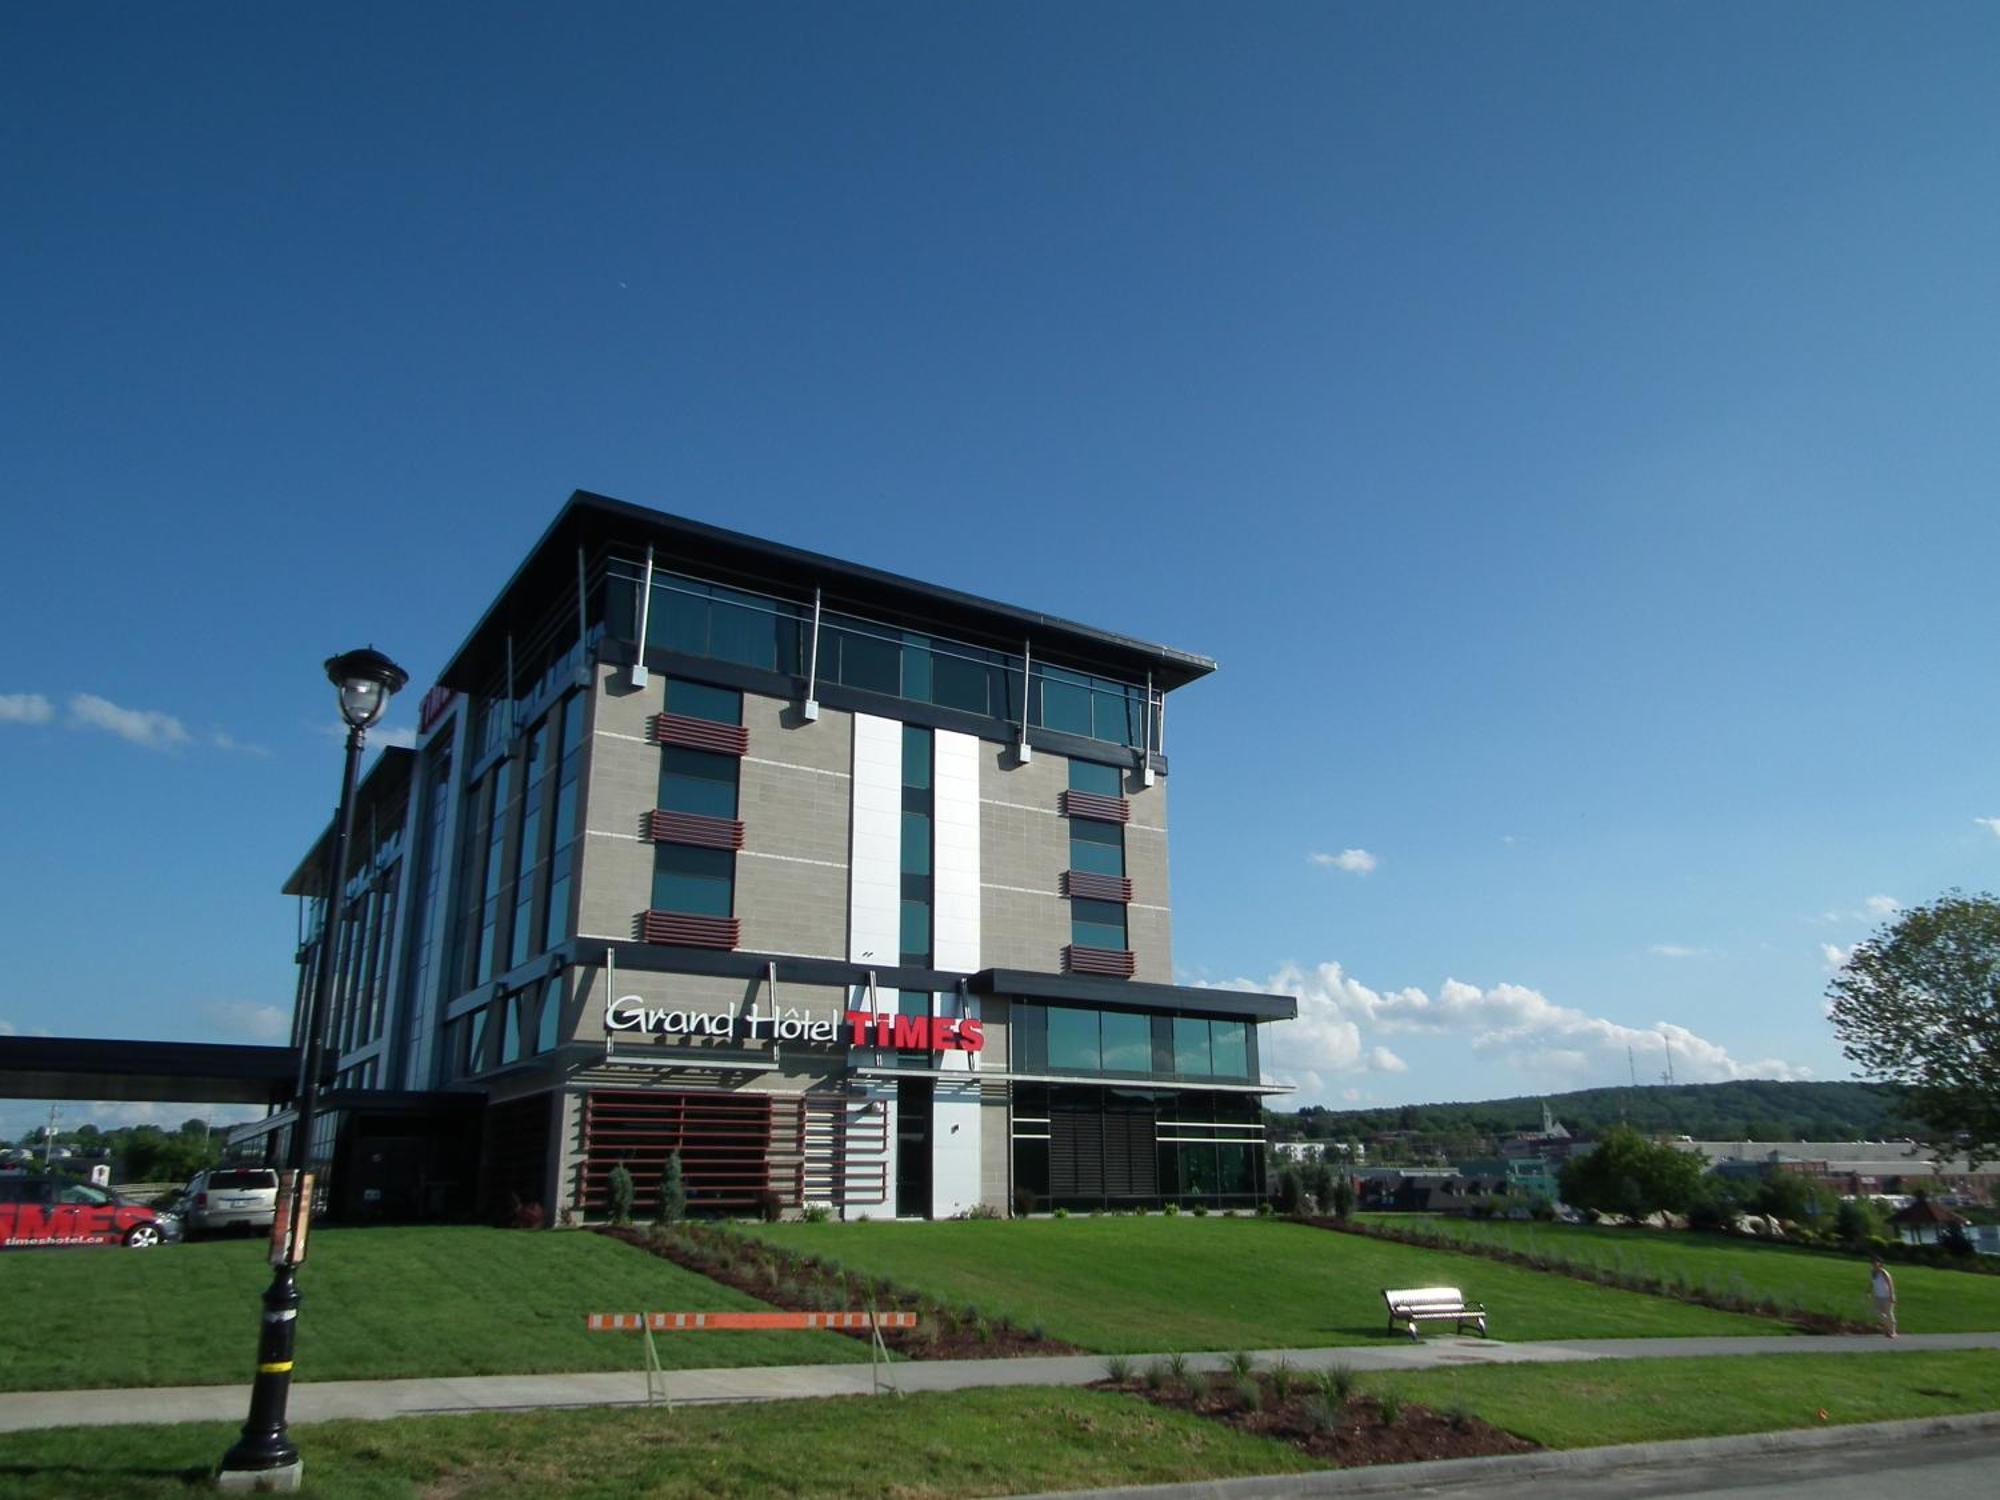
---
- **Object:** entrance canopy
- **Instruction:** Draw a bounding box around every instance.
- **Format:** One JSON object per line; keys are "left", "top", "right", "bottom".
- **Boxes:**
{"left": 0, "top": 1037, "right": 299, "bottom": 1105}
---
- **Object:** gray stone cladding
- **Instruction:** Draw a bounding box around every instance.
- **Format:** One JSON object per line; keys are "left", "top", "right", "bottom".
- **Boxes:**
{"left": 737, "top": 693, "right": 851, "bottom": 959}
{"left": 977, "top": 742, "right": 1173, "bottom": 979}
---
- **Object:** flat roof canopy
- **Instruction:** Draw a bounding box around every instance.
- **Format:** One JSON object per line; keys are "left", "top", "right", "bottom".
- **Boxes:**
{"left": 0, "top": 1037, "right": 300, "bottom": 1105}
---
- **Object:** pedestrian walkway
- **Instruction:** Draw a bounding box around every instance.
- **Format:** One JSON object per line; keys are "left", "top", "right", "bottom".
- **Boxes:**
{"left": 2, "top": 1331, "right": 1995, "bottom": 1433}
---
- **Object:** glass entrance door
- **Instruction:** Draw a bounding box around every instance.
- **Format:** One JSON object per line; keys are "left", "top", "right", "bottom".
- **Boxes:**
{"left": 896, "top": 1078, "right": 932, "bottom": 1218}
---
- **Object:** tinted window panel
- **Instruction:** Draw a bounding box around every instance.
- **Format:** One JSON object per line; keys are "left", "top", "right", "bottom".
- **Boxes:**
{"left": 835, "top": 628, "right": 901, "bottom": 695}
{"left": 902, "top": 726, "right": 933, "bottom": 789}
{"left": 1100, "top": 1010, "right": 1152, "bottom": 1072}
{"left": 1068, "top": 759, "right": 1123, "bottom": 796}
{"left": 652, "top": 844, "right": 733, "bottom": 916}
{"left": 659, "top": 747, "right": 739, "bottom": 818}
{"left": 1210, "top": 1020, "right": 1249, "bottom": 1078}
{"left": 900, "top": 813, "right": 932, "bottom": 875}
{"left": 1047, "top": 1006, "right": 1100, "bottom": 1071}
{"left": 1039, "top": 675, "right": 1092, "bottom": 735}
{"left": 931, "top": 653, "right": 991, "bottom": 714}
{"left": 1070, "top": 818, "right": 1124, "bottom": 876}
{"left": 665, "top": 679, "right": 742, "bottom": 726}
{"left": 707, "top": 599, "right": 779, "bottom": 669}
{"left": 1071, "top": 897, "right": 1128, "bottom": 950}
{"left": 1174, "top": 1017, "right": 1212, "bottom": 1076}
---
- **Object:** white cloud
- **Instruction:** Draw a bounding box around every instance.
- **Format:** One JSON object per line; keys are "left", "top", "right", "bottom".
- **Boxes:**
{"left": 1976, "top": 818, "right": 2000, "bottom": 839}
{"left": 199, "top": 1001, "right": 290, "bottom": 1043}
{"left": 1211, "top": 959, "right": 1809, "bottom": 1106}
{"left": 1863, "top": 894, "right": 1901, "bottom": 918}
{"left": 0, "top": 1018, "right": 14, "bottom": 1036}
{"left": 67, "top": 693, "right": 192, "bottom": 750}
{"left": 1820, "top": 943, "right": 1852, "bottom": 972}
{"left": 1309, "top": 848, "right": 1378, "bottom": 874}
{"left": 209, "top": 731, "right": 270, "bottom": 757}
{"left": 1648, "top": 944, "right": 1708, "bottom": 959}
{"left": 1, "top": 692, "right": 55, "bottom": 725}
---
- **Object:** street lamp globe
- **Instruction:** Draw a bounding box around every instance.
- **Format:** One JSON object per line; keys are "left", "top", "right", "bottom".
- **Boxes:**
{"left": 325, "top": 647, "right": 409, "bottom": 731}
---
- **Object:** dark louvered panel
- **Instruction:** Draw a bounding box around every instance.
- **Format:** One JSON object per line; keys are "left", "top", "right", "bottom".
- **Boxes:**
{"left": 1103, "top": 1108, "right": 1159, "bottom": 1198}
{"left": 639, "top": 910, "right": 741, "bottom": 949}
{"left": 1059, "top": 789, "right": 1129, "bottom": 823}
{"left": 1061, "top": 869, "right": 1133, "bottom": 903}
{"left": 650, "top": 713, "right": 749, "bottom": 756}
{"left": 578, "top": 1090, "right": 777, "bottom": 1212}
{"left": 1063, "top": 943, "right": 1136, "bottom": 978}
{"left": 645, "top": 809, "right": 745, "bottom": 850}
{"left": 1050, "top": 1108, "right": 1104, "bottom": 1196}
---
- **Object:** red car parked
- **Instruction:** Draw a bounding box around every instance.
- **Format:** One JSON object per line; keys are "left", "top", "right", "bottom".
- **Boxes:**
{"left": 0, "top": 1174, "right": 166, "bottom": 1249}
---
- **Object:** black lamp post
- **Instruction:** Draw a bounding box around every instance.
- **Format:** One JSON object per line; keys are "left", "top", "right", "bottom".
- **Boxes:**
{"left": 218, "top": 647, "right": 407, "bottom": 1493}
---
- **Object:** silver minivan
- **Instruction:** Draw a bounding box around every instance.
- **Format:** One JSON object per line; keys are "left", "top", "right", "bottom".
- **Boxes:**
{"left": 185, "top": 1167, "right": 281, "bottom": 1237}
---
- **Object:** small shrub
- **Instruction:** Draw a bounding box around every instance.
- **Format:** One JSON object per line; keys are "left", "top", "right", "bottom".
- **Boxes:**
{"left": 607, "top": 1163, "right": 635, "bottom": 1226}
{"left": 1225, "top": 1350, "right": 1255, "bottom": 1377}
{"left": 1233, "top": 1375, "right": 1263, "bottom": 1411}
{"left": 1163, "top": 1202, "right": 1182, "bottom": 1216}
{"left": 1303, "top": 1394, "right": 1340, "bottom": 1433}
{"left": 657, "top": 1153, "right": 687, "bottom": 1225}
{"left": 801, "top": 1202, "right": 833, "bottom": 1224}
{"left": 1105, "top": 1354, "right": 1133, "bottom": 1383}
{"left": 1270, "top": 1358, "right": 1296, "bottom": 1402}
{"left": 973, "top": 1318, "right": 994, "bottom": 1344}
{"left": 757, "top": 1189, "right": 783, "bottom": 1223}
{"left": 1053, "top": 1206, "right": 1070, "bottom": 1219}
{"left": 1013, "top": 1185, "right": 1038, "bottom": 1218}
{"left": 1322, "top": 1363, "right": 1357, "bottom": 1402}
{"left": 1143, "top": 1360, "right": 1170, "bottom": 1392}
{"left": 1256, "top": 1201, "right": 1275, "bottom": 1217}
{"left": 1446, "top": 1402, "right": 1474, "bottom": 1431}
{"left": 1185, "top": 1370, "right": 1212, "bottom": 1401}
{"left": 1377, "top": 1390, "right": 1404, "bottom": 1427}
{"left": 508, "top": 1194, "right": 545, "bottom": 1230}
{"left": 1192, "top": 1203, "right": 1210, "bottom": 1217}
{"left": 1029, "top": 1322, "right": 1048, "bottom": 1342}
{"left": 1166, "top": 1350, "right": 1190, "bottom": 1383}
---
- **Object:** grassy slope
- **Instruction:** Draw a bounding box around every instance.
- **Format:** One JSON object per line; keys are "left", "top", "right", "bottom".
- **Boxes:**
{"left": 0, "top": 1227, "right": 866, "bottom": 1392}
{"left": 0, "top": 1387, "right": 1321, "bottom": 1500}
{"left": 734, "top": 1216, "right": 1781, "bottom": 1351}
{"left": 1381, "top": 1217, "right": 2000, "bottom": 1332}
{"left": 1383, "top": 1350, "right": 2000, "bottom": 1447}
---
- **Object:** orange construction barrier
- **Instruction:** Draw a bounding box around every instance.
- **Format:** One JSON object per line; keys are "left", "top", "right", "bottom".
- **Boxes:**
{"left": 586, "top": 1310, "right": 918, "bottom": 1333}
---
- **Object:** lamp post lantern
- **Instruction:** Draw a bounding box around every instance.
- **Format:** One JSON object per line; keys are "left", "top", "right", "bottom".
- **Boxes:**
{"left": 218, "top": 648, "right": 407, "bottom": 1493}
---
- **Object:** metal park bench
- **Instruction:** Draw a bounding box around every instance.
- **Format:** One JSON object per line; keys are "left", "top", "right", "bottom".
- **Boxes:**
{"left": 1381, "top": 1285, "right": 1487, "bottom": 1340}
{"left": 587, "top": 1309, "right": 918, "bottom": 1406}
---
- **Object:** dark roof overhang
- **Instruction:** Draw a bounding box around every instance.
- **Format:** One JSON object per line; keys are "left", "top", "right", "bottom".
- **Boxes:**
{"left": 432, "top": 490, "right": 1218, "bottom": 698}
{"left": 970, "top": 969, "right": 1298, "bottom": 1021}
{"left": 0, "top": 1037, "right": 300, "bottom": 1106}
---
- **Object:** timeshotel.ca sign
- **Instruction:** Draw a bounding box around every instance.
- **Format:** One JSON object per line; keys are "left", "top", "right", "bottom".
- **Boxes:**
{"left": 605, "top": 997, "right": 986, "bottom": 1053}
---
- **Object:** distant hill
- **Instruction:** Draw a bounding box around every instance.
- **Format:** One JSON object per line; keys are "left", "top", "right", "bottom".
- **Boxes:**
{"left": 1274, "top": 1080, "right": 1918, "bottom": 1145}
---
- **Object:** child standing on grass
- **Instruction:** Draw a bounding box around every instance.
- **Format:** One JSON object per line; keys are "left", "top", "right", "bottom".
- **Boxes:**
{"left": 1870, "top": 1255, "right": 1897, "bottom": 1338}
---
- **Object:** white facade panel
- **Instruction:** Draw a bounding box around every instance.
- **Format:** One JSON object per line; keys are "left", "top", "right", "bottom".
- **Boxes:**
{"left": 931, "top": 1077, "right": 982, "bottom": 1218}
{"left": 847, "top": 713, "right": 902, "bottom": 965}
{"left": 931, "top": 729, "right": 983, "bottom": 972}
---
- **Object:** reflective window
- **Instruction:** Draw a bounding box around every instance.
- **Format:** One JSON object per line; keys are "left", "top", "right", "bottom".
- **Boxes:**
{"left": 665, "top": 678, "right": 742, "bottom": 726}
{"left": 535, "top": 977, "right": 563, "bottom": 1054}
{"left": 1173, "top": 1017, "right": 1212, "bottom": 1076}
{"left": 659, "top": 747, "right": 739, "bottom": 818}
{"left": 898, "top": 899, "right": 931, "bottom": 966}
{"left": 1047, "top": 1006, "right": 1100, "bottom": 1071}
{"left": 1100, "top": 1010, "right": 1152, "bottom": 1072}
{"left": 1210, "top": 1020, "right": 1249, "bottom": 1078}
{"left": 1071, "top": 897, "right": 1128, "bottom": 952}
{"left": 500, "top": 991, "right": 522, "bottom": 1065}
{"left": 652, "top": 844, "right": 733, "bottom": 917}
{"left": 1068, "top": 759, "right": 1124, "bottom": 797}
{"left": 1070, "top": 816, "right": 1124, "bottom": 876}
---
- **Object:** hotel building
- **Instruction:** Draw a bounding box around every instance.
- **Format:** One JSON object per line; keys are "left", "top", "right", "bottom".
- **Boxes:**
{"left": 240, "top": 492, "right": 1295, "bottom": 1221}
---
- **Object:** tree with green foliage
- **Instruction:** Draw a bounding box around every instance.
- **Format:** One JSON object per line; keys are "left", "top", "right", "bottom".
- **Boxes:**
{"left": 607, "top": 1162, "right": 635, "bottom": 1225}
{"left": 1329, "top": 1174, "right": 1356, "bottom": 1222}
{"left": 657, "top": 1152, "right": 687, "bottom": 1225}
{"left": 1558, "top": 1125, "right": 1708, "bottom": 1218}
{"left": 1828, "top": 891, "right": 2000, "bottom": 1167}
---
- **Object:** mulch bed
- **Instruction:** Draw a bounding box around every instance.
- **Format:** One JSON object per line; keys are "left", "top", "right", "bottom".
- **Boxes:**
{"left": 602, "top": 1224, "right": 1083, "bottom": 1360}
{"left": 1097, "top": 1368, "right": 1539, "bottom": 1465}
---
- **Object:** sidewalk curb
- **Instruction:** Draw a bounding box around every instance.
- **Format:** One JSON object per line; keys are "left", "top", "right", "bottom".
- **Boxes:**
{"left": 1010, "top": 1410, "right": 2000, "bottom": 1499}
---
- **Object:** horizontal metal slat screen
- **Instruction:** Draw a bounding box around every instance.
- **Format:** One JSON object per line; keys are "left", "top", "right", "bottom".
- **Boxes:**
{"left": 577, "top": 1089, "right": 780, "bottom": 1213}
{"left": 645, "top": 810, "right": 746, "bottom": 849}
{"left": 638, "top": 910, "right": 741, "bottom": 948}
{"left": 650, "top": 713, "right": 750, "bottom": 756}
{"left": 1061, "top": 869, "right": 1133, "bottom": 902}
{"left": 1059, "top": 789, "right": 1129, "bottom": 823}
{"left": 1063, "top": 943, "right": 1137, "bottom": 977}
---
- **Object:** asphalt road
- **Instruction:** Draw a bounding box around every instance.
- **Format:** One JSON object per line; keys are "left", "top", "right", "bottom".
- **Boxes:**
{"left": 1392, "top": 1429, "right": 2000, "bottom": 1500}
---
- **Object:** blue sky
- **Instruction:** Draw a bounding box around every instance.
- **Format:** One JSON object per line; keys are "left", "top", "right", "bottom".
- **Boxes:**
{"left": 4, "top": 5, "right": 1998, "bottom": 1136}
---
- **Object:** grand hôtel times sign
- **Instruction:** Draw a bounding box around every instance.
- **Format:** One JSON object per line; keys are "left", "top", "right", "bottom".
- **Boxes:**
{"left": 606, "top": 997, "right": 985, "bottom": 1053}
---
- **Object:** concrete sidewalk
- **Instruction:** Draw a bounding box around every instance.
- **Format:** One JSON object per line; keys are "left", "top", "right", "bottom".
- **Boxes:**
{"left": 2, "top": 1331, "right": 1996, "bottom": 1433}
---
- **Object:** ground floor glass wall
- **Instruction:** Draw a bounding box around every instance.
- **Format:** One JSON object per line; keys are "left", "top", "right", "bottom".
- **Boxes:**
{"left": 1011, "top": 1084, "right": 1265, "bottom": 1213}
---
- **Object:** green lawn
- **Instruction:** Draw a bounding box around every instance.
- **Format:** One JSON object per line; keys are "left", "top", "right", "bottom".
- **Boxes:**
{"left": 1376, "top": 1216, "right": 2000, "bottom": 1332}
{"left": 0, "top": 1387, "right": 1321, "bottom": 1500}
{"left": 732, "top": 1216, "right": 1783, "bottom": 1351}
{"left": 0, "top": 1227, "right": 867, "bottom": 1392}
{"left": 1382, "top": 1349, "right": 2000, "bottom": 1447}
